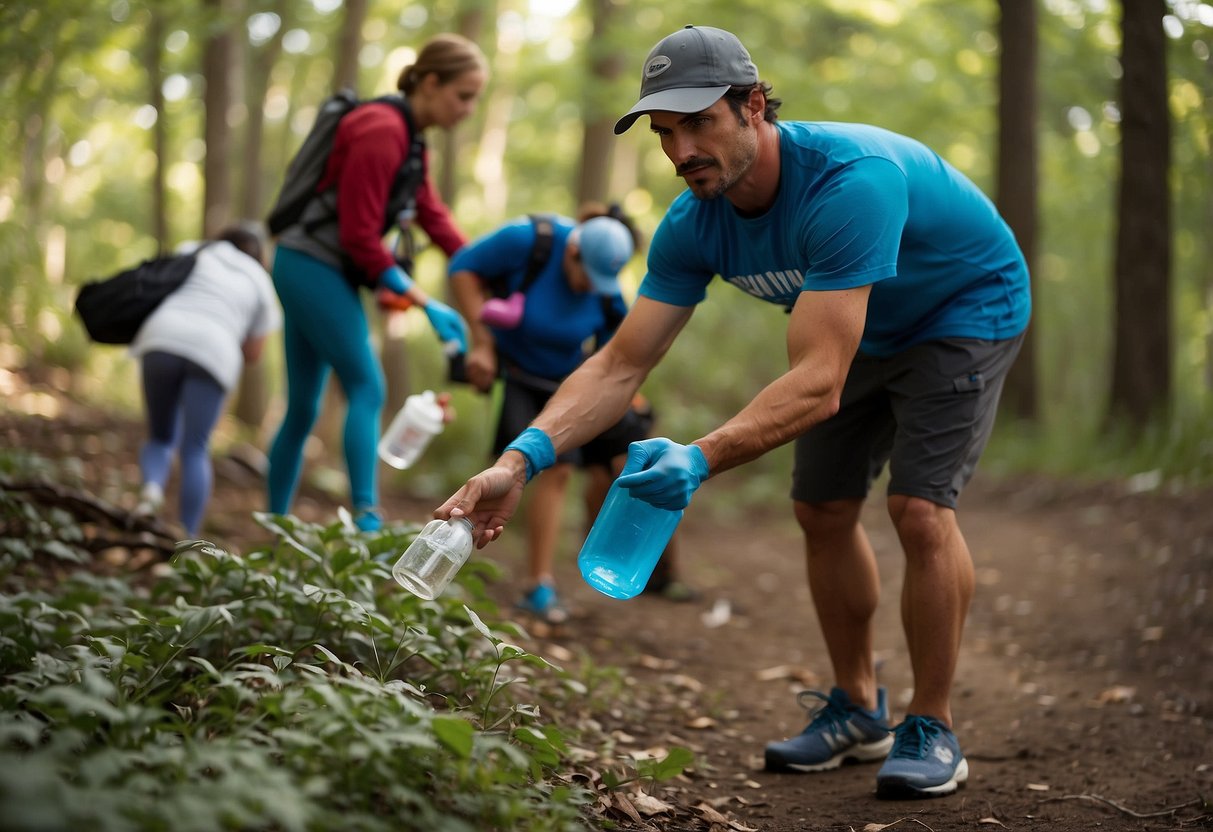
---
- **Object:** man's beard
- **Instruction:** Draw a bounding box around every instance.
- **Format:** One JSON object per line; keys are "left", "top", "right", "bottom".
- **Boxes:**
{"left": 678, "top": 143, "right": 756, "bottom": 201}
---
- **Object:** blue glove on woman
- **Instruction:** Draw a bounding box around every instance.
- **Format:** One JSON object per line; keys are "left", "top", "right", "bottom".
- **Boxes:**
{"left": 424, "top": 299, "right": 469, "bottom": 353}
{"left": 616, "top": 438, "right": 710, "bottom": 510}
{"left": 378, "top": 264, "right": 414, "bottom": 295}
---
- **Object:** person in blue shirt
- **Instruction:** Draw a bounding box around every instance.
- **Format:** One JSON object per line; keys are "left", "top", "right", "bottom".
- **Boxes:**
{"left": 436, "top": 25, "right": 1029, "bottom": 799}
{"left": 447, "top": 205, "right": 694, "bottom": 624}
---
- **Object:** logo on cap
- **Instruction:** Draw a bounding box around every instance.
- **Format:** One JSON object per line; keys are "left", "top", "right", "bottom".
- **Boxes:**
{"left": 644, "top": 56, "right": 671, "bottom": 78}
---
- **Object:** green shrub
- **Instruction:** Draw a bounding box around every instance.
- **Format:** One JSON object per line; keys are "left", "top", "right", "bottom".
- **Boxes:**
{"left": 0, "top": 511, "right": 601, "bottom": 831}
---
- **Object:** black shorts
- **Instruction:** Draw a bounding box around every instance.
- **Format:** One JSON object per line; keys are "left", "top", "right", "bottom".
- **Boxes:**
{"left": 791, "top": 335, "right": 1024, "bottom": 509}
{"left": 492, "top": 374, "right": 653, "bottom": 469}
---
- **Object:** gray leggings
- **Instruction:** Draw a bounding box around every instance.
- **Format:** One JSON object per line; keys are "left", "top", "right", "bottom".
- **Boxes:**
{"left": 140, "top": 351, "right": 226, "bottom": 535}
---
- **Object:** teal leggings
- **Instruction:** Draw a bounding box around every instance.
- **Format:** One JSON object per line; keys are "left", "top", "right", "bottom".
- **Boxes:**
{"left": 267, "top": 246, "right": 385, "bottom": 515}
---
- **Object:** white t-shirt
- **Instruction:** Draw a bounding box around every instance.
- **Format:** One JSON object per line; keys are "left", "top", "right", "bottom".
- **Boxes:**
{"left": 130, "top": 240, "right": 282, "bottom": 391}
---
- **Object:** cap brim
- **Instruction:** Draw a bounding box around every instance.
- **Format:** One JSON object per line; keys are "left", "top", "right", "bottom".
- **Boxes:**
{"left": 613, "top": 85, "right": 731, "bottom": 134}
{"left": 585, "top": 266, "right": 621, "bottom": 295}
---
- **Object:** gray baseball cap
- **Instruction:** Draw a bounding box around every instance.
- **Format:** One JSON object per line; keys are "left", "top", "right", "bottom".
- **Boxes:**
{"left": 614, "top": 25, "right": 758, "bottom": 135}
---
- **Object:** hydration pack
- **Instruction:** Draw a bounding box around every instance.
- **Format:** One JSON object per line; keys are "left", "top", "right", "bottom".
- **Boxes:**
{"left": 266, "top": 90, "right": 424, "bottom": 237}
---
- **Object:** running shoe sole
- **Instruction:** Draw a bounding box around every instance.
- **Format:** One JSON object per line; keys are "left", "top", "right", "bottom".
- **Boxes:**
{"left": 765, "top": 734, "right": 894, "bottom": 773}
{"left": 876, "top": 757, "right": 969, "bottom": 799}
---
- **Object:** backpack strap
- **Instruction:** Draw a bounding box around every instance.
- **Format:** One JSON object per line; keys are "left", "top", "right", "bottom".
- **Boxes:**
{"left": 519, "top": 213, "right": 557, "bottom": 294}
{"left": 371, "top": 94, "right": 426, "bottom": 235}
{"left": 485, "top": 213, "right": 557, "bottom": 299}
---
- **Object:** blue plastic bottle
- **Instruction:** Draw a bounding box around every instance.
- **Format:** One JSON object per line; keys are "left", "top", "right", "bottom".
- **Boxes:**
{"left": 577, "top": 480, "right": 683, "bottom": 599}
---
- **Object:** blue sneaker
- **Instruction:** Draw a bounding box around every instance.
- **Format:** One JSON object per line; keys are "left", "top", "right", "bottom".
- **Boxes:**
{"left": 876, "top": 715, "right": 969, "bottom": 799}
{"left": 764, "top": 687, "right": 893, "bottom": 772}
{"left": 354, "top": 507, "right": 384, "bottom": 533}
{"left": 515, "top": 582, "right": 569, "bottom": 625}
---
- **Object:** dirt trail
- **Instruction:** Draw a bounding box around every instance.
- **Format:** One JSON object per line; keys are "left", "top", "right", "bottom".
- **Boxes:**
{"left": 498, "top": 473, "right": 1212, "bottom": 831}
{"left": 3, "top": 397, "right": 1211, "bottom": 831}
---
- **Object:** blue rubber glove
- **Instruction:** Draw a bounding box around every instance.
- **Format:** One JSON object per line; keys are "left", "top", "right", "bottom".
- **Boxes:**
{"left": 615, "top": 438, "right": 710, "bottom": 510}
{"left": 424, "top": 299, "right": 469, "bottom": 353}
{"left": 378, "top": 264, "right": 414, "bottom": 295}
{"left": 503, "top": 427, "right": 556, "bottom": 482}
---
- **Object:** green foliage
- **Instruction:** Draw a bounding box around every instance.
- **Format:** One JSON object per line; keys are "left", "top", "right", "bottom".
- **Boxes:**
{"left": 3, "top": 1, "right": 1211, "bottom": 497}
{"left": 0, "top": 507, "right": 615, "bottom": 831}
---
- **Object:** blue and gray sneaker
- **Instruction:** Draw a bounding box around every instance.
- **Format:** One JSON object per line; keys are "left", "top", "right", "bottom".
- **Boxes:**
{"left": 875, "top": 714, "right": 969, "bottom": 799}
{"left": 764, "top": 687, "right": 893, "bottom": 772}
{"left": 515, "top": 582, "right": 569, "bottom": 625}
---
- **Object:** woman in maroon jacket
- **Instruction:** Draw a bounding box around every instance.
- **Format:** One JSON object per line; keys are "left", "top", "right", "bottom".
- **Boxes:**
{"left": 267, "top": 33, "right": 487, "bottom": 531}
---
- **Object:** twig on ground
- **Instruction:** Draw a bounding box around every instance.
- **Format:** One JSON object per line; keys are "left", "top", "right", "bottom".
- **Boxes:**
{"left": 1039, "top": 793, "right": 1204, "bottom": 819}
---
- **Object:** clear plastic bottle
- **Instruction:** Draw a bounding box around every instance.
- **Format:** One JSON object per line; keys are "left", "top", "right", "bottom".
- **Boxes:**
{"left": 392, "top": 517, "right": 474, "bottom": 600}
{"left": 577, "top": 480, "right": 683, "bottom": 600}
{"left": 379, "top": 390, "right": 444, "bottom": 469}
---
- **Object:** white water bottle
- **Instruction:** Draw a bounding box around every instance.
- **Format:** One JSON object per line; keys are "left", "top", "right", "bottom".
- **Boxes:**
{"left": 379, "top": 390, "right": 444, "bottom": 469}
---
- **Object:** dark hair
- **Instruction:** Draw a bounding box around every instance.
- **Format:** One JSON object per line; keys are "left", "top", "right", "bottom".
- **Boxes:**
{"left": 577, "top": 201, "right": 644, "bottom": 251}
{"left": 396, "top": 33, "right": 488, "bottom": 95}
{"left": 723, "top": 82, "right": 781, "bottom": 125}
{"left": 217, "top": 223, "right": 265, "bottom": 263}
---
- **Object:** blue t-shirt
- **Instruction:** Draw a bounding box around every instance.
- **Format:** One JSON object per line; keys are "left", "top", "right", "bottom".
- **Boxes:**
{"left": 640, "top": 121, "right": 1030, "bottom": 357}
{"left": 448, "top": 215, "right": 628, "bottom": 379}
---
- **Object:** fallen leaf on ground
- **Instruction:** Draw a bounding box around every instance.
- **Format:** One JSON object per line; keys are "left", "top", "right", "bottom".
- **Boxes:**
{"left": 1026, "top": 782, "right": 1050, "bottom": 791}
{"left": 637, "top": 654, "right": 677, "bottom": 670}
{"left": 685, "top": 715, "right": 717, "bottom": 729}
{"left": 611, "top": 792, "right": 645, "bottom": 825}
{"left": 1096, "top": 685, "right": 1136, "bottom": 704}
{"left": 862, "top": 820, "right": 914, "bottom": 831}
{"left": 668, "top": 673, "right": 705, "bottom": 692}
{"left": 978, "top": 817, "right": 1008, "bottom": 827}
{"left": 694, "top": 802, "right": 731, "bottom": 824}
{"left": 754, "top": 664, "right": 820, "bottom": 686}
{"left": 630, "top": 791, "right": 675, "bottom": 816}
{"left": 701, "top": 598, "right": 732, "bottom": 628}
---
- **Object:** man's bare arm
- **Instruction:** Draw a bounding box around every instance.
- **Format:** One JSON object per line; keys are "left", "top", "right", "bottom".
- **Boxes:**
{"left": 532, "top": 295, "right": 694, "bottom": 452}
{"left": 692, "top": 285, "right": 870, "bottom": 475}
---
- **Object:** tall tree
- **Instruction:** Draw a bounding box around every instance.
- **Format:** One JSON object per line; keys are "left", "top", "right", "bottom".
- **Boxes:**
{"left": 333, "top": 0, "right": 367, "bottom": 93}
{"left": 576, "top": 0, "right": 625, "bottom": 205}
{"left": 315, "top": 0, "right": 369, "bottom": 454}
{"left": 232, "top": 0, "right": 290, "bottom": 434}
{"left": 1109, "top": 0, "right": 1171, "bottom": 427}
{"left": 995, "top": 0, "right": 1040, "bottom": 421}
{"left": 436, "top": 5, "right": 490, "bottom": 204}
{"left": 144, "top": 7, "right": 169, "bottom": 252}
{"left": 202, "top": 0, "right": 238, "bottom": 236}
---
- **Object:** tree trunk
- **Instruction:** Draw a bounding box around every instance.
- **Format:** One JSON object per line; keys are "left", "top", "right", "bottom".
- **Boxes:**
{"left": 577, "top": 0, "right": 625, "bottom": 205}
{"left": 145, "top": 9, "right": 169, "bottom": 252}
{"left": 476, "top": 18, "right": 518, "bottom": 222}
{"left": 994, "top": 0, "right": 1040, "bottom": 421}
{"left": 436, "top": 7, "right": 488, "bottom": 204}
{"left": 334, "top": 0, "right": 368, "bottom": 93}
{"left": 231, "top": 0, "right": 289, "bottom": 433}
{"left": 1108, "top": 0, "right": 1171, "bottom": 427}
{"left": 202, "top": 0, "right": 237, "bottom": 237}
{"left": 315, "top": 0, "right": 370, "bottom": 456}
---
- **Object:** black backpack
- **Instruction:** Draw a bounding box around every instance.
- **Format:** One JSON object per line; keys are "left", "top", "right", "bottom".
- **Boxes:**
{"left": 73, "top": 246, "right": 205, "bottom": 344}
{"left": 489, "top": 214, "right": 625, "bottom": 332}
{"left": 266, "top": 90, "right": 425, "bottom": 237}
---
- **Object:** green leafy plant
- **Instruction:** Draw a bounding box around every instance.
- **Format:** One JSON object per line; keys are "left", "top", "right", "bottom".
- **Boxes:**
{"left": 0, "top": 509, "right": 607, "bottom": 831}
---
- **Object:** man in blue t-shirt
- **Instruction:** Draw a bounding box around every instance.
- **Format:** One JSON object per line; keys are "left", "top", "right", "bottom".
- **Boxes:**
{"left": 437, "top": 26, "right": 1029, "bottom": 799}
{"left": 448, "top": 209, "right": 695, "bottom": 624}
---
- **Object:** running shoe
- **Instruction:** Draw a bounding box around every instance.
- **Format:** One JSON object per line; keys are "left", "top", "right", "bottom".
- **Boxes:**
{"left": 875, "top": 714, "right": 969, "bottom": 799}
{"left": 353, "top": 506, "right": 384, "bottom": 533}
{"left": 134, "top": 482, "right": 164, "bottom": 518}
{"left": 764, "top": 686, "right": 893, "bottom": 772}
{"left": 515, "top": 582, "right": 569, "bottom": 625}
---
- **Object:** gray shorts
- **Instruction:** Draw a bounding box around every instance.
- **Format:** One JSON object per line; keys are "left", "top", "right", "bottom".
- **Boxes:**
{"left": 791, "top": 335, "right": 1024, "bottom": 509}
